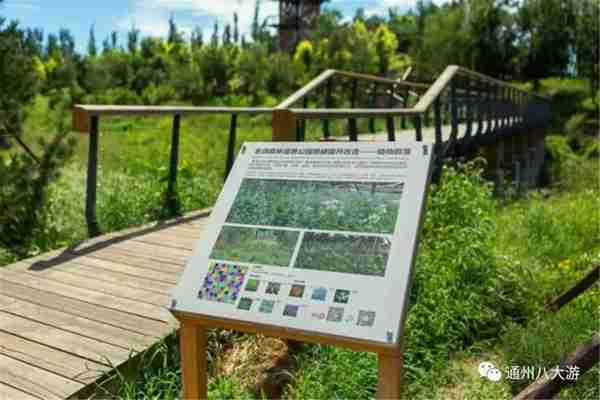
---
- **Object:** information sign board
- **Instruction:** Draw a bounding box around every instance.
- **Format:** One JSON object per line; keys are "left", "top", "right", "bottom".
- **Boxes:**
{"left": 170, "top": 142, "right": 433, "bottom": 347}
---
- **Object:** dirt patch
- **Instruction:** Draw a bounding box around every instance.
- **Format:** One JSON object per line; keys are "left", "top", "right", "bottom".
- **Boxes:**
{"left": 218, "top": 336, "right": 302, "bottom": 399}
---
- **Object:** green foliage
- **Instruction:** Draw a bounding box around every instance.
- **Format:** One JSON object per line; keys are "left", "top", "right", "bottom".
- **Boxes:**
{"left": 404, "top": 163, "right": 506, "bottom": 385}
{"left": 226, "top": 180, "right": 402, "bottom": 234}
{"left": 211, "top": 226, "right": 298, "bottom": 266}
{"left": 284, "top": 345, "right": 378, "bottom": 399}
{"left": 142, "top": 83, "right": 177, "bottom": 105}
{"left": 501, "top": 290, "right": 599, "bottom": 394}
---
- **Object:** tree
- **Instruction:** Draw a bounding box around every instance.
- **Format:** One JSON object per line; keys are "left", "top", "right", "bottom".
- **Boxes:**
{"left": 168, "top": 16, "right": 183, "bottom": 45}
{"left": 191, "top": 26, "right": 203, "bottom": 50}
{"left": 127, "top": 25, "right": 140, "bottom": 54}
{"left": 517, "top": 0, "right": 576, "bottom": 80}
{"left": 211, "top": 21, "right": 219, "bottom": 47}
{"left": 110, "top": 31, "right": 118, "bottom": 50}
{"left": 59, "top": 28, "right": 75, "bottom": 58}
{"left": 0, "top": 17, "right": 75, "bottom": 257}
{"left": 223, "top": 23, "right": 232, "bottom": 46}
{"left": 46, "top": 33, "right": 60, "bottom": 59}
{"left": 87, "top": 25, "right": 97, "bottom": 56}
{"left": 251, "top": 0, "right": 261, "bottom": 41}
{"left": 233, "top": 12, "right": 239, "bottom": 44}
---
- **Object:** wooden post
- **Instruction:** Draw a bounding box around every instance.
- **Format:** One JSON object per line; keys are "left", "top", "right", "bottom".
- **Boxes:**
{"left": 225, "top": 114, "right": 238, "bottom": 180}
{"left": 166, "top": 114, "right": 181, "bottom": 215}
{"left": 86, "top": 115, "right": 100, "bottom": 238}
{"left": 180, "top": 322, "right": 208, "bottom": 400}
{"left": 323, "top": 78, "right": 333, "bottom": 139}
{"left": 272, "top": 109, "right": 297, "bottom": 142}
{"left": 377, "top": 352, "right": 403, "bottom": 399}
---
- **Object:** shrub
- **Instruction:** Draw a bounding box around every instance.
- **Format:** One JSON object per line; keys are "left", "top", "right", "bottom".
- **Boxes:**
{"left": 142, "top": 84, "right": 177, "bottom": 105}
{"left": 404, "top": 164, "right": 502, "bottom": 384}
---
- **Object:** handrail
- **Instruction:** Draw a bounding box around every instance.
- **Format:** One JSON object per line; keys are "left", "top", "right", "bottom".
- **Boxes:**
{"left": 73, "top": 63, "right": 552, "bottom": 238}
{"left": 276, "top": 69, "right": 428, "bottom": 110}
{"left": 72, "top": 104, "right": 273, "bottom": 237}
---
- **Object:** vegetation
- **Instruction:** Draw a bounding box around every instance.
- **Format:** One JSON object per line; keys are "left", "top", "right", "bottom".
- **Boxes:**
{"left": 226, "top": 179, "right": 402, "bottom": 234}
{"left": 211, "top": 226, "right": 299, "bottom": 267}
{"left": 0, "top": 0, "right": 598, "bottom": 398}
{"left": 295, "top": 232, "right": 390, "bottom": 276}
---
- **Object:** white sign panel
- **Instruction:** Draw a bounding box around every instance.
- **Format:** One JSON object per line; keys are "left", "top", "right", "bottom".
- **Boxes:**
{"left": 171, "top": 142, "right": 433, "bottom": 345}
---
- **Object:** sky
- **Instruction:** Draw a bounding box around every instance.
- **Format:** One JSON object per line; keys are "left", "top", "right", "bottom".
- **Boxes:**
{"left": 0, "top": 0, "right": 446, "bottom": 53}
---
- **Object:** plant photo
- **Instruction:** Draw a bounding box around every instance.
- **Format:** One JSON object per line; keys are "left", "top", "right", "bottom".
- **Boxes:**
{"left": 210, "top": 225, "right": 299, "bottom": 267}
{"left": 294, "top": 232, "right": 391, "bottom": 276}
{"left": 226, "top": 179, "right": 404, "bottom": 234}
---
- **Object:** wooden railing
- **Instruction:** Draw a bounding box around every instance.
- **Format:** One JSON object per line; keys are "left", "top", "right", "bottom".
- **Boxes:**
{"left": 72, "top": 106, "right": 272, "bottom": 237}
{"left": 72, "top": 65, "right": 550, "bottom": 237}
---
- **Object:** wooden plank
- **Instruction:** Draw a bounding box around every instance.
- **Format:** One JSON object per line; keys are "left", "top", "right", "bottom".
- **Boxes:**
{"left": 0, "top": 311, "right": 129, "bottom": 365}
{"left": 0, "top": 330, "right": 108, "bottom": 385}
{"left": 0, "top": 294, "right": 153, "bottom": 350}
{"left": 106, "top": 241, "right": 191, "bottom": 264}
{"left": 132, "top": 234, "right": 196, "bottom": 251}
{"left": 0, "top": 382, "right": 42, "bottom": 400}
{"left": 0, "top": 272, "right": 172, "bottom": 324}
{"left": 113, "top": 239, "right": 193, "bottom": 260}
{"left": 85, "top": 248, "right": 185, "bottom": 271}
{"left": 0, "top": 354, "right": 83, "bottom": 399}
{"left": 65, "top": 256, "right": 180, "bottom": 285}
{"left": 0, "top": 280, "right": 170, "bottom": 336}
{"left": 59, "top": 261, "right": 174, "bottom": 292}
{"left": 1, "top": 266, "right": 169, "bottom": 308}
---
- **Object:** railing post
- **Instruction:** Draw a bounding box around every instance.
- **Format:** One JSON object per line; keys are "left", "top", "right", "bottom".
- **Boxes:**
{"left": 299, "top": 97, "right": 308, "bottom": 141}
{"left": 386, "top": 86, "right": 396, "bottom": 141}
{"left": 225, "top": 114, "right": 238, "bottom": 181}
{"left": 414, "top": 114, "right": 422, "bottom": 142}
{"left": 273, "top": 109, "right": 297, "bottom": 141}
{"left": 401, "top": 89, "right": 408, "bottom": 129}
{"left": 322, "top": 78, "right": 333, "bottom": 139}
{"left": 461, "top": 77, "right": 474, "bottom": 153}
{"left": 449, "top": 80, "right": 459, "bottom": 152}
{"left": 349, "top": 118, "right": 358, "bottom": 142}
{"left": 166, "top": 114, "right": 181, "bottom": 216}
{"left": 86, "top": 115, "right": 100, "bottom": 238}
{"left": 349, "top": 79, "right": 358, "bottom": 140}
{"left": 369, "top": 82, "right": 378, "bottom": 133}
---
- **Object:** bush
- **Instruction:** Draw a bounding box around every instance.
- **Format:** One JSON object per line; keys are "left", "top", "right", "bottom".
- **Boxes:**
{"left": 404, "top": 164, "right": 503, "bottom": 385}
{"left": 287, "top": 164, "right": 525, "bottom": 396}
{"left": 142, "top": 84, "right": 177, "bottom": 105}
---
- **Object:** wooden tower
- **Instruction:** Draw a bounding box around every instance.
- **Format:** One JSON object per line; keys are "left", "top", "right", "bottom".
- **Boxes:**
{"left": 272, "top": 0, "right": 327, "bottom": 52}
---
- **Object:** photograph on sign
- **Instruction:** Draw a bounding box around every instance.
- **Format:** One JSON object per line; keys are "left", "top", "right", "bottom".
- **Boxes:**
{"left": 171, "top": 142, "right": 433, "bottom": 345}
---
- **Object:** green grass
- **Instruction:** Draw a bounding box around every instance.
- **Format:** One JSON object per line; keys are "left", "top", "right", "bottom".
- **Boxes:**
{"left": 5, "top": 78, "right": 599, "bottom": 399}
{"left": 211, "top": 226, "right": 299, "bottom": 267}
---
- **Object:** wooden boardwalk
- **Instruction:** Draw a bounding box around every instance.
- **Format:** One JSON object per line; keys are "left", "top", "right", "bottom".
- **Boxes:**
{"left": 0, "top": 210, "right": 210, "bottom": 399}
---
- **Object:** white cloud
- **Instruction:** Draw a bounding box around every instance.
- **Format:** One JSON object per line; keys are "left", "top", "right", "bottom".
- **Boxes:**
{"left": 1, "top": 0, "right": 40, "bottom": 12}
{"left": 120, "top": 0, "right": 450, "bottom": 39}
{"left": 121, "top": 0, "right": 278, "bottom": 39}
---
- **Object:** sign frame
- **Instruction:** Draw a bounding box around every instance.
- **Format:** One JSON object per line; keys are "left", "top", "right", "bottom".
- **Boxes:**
{"left": 170, "top": 141, "right": 434, "bottom": 399}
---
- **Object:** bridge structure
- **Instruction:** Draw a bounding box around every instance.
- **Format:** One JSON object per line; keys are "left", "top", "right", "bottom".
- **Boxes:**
{"left": 0, "top": 65, "right": 549, "bottom": 398}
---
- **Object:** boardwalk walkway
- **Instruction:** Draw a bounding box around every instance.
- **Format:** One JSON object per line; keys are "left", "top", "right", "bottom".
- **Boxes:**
{"left": 0, "top": 210, "right": 210, "bottom": 399}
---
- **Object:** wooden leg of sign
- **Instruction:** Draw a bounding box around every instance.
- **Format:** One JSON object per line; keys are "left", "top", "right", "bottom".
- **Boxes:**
{"left": 180, "top": 322, "right": 208, "bottom": 400}
{"left": 377, "top": 353, "right": 403, "bottom": 399}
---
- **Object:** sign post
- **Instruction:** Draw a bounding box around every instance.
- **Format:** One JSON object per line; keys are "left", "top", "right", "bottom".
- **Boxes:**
{"left": 170, "top": 142, "right": 433, "bottom": 399}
